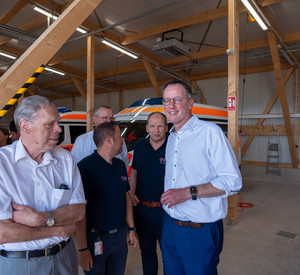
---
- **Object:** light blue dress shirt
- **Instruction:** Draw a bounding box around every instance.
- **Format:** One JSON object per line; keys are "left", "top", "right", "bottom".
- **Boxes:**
{"left": 163, "top": 115, "right": 242, "bottom": 223}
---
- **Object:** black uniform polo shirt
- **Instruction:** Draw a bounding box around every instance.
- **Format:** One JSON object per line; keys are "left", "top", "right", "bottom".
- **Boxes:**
{"left": 78, "top": 151, "right": 129, "bottom": 231}
{"left": 132, "top": 137, "right": 167, "bottom": 202}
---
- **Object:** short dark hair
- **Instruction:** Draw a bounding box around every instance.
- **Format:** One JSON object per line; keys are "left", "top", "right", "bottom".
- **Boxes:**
{"left": 147, "top": 112, "right": 167, "bottom": 125}
{"left": 9, "top": 120, "right": 17, "bottom": 134}
{"left": 93, "top": 122, "right": 116, "bottom": 147}
{"left": 163, "top": 80, "right": 192, "bottom": 98}
{"left": 0, "top": 127, "right": 12, "bottom": 145}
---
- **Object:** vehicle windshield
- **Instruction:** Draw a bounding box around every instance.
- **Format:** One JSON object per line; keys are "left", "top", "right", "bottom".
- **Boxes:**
{"left": 117, "top": 122, "right": 148, "bottom": 151}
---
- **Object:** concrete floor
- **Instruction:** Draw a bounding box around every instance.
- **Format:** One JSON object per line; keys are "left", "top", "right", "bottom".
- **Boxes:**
{"left": 79, "top": 179, "right": 300, "bottom": 274}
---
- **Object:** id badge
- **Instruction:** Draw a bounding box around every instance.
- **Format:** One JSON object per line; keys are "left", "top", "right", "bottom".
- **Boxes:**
{"left": 94, "top": 239, "right": 103, "bottom": 256}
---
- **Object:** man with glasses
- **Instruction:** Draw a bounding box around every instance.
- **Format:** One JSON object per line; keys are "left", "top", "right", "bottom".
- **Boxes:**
{"left": 71, "top": 105, "right": 128, "bottom": 170}
{"left": 160, "top": 80, "right": 242, "bottom": 275}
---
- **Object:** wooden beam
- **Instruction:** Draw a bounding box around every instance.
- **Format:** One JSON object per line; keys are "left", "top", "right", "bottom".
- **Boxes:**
{"left": 242, "top": 160, "right": 300, "bottom": 169}
{"left": 142, "top": 59, "right": 162, "bottom": 97}
{"left": 120, "top": 0, "right": 283, "bottom": 45}
{"left": 0, "top": 0, "right": 103, "bottom": 110}
{"left": 240, "top": 124, "right": 292, "bottom": 136}
{"left": 0, "top": 0, "right": 28, "bottom": 24}
{"left": 86, "top": 35, "right": 95, "bottom": 133}
{"left": 241, "top": 67, "right": 294, "bottom": 157}
{"left": 49, "top": 43, "right": 107, "bottom": 66}
{"left": 70, "top": 75, "right": 87, "bottom": 101}
{"left": 226, "top": 0, "right": 239, "bottom": 225}
{"left": 267, "top": 30, "right": 298, "bottom": 167}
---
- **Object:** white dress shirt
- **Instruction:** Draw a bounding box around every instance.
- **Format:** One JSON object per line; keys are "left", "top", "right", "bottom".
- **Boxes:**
{"left": 71, "top": 130, "right": 129, "bottom": 170}
{"left": 0, "top": 139, "right": 86, "bottom": 251}
{"left": 163, "top": 115, "right": 242, "bottom": 223}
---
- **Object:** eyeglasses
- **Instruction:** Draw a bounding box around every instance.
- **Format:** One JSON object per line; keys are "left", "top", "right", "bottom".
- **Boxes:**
{"left": 162, "top": 97, "right": 188, "bottom": 105}
{"left": 94, "top": 115, "right": 115, "bottom": 121}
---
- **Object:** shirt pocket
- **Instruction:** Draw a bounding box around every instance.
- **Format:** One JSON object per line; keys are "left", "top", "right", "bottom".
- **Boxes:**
{"left": 52, "top": 188, "right": 72, "bottom": 209}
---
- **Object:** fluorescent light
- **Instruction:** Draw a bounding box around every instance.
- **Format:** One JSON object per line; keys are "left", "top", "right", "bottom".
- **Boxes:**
{"left": 76, "top": 27, "right": 87, "bottom": 34}
{"left": 45, "top": 67, "right": 65, "bottom": 76}
{"left": 34, "top": 7, "right": 58, "bottom": 20}
{"left": 101, "top": 40, "right": 138, "bottom": 59}
{"left": 240, "top": 0, "right": 268, "bottom": 30}
{"left": 34, "top": 6, "right": 86, "bottom": 34}
{"left": 0, "top": 52, "right": 16, "bottom": 60}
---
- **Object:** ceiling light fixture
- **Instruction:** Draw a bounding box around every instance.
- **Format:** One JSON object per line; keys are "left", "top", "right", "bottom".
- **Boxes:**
{"left": 240, "top": 0, "right": 269, "bottom": 30}
{"left": 0, "top": 51, "right": 16, "bottom": 60}
{"left": 101, "top": 39, "right": 138, "bottom": 59}
{"left": 45, "top": 67, "right": 65, "bottom": 76}
{"left": 33, "top": 7, "right": 87, "bottom": 34}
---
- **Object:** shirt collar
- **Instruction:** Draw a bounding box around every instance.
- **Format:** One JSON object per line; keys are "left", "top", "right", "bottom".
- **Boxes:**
{"left": 15, "top": 139, "right": 57, "bottom": 165}
{"left": 169, "top": 115, "right": 198, "bottom": 135}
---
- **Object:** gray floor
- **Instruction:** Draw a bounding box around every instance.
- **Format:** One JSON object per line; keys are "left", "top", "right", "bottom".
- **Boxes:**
{"left": 79, "top": 179, "right": 300, "bottom": 274}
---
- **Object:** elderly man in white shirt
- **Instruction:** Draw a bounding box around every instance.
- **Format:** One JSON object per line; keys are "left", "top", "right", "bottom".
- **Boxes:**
{"left": 0, "top": 95, "right": 86, "bottom": 275}
{"left": 71, "top": 105, "right": 128, "bottom": 170}
{"left": 160, "top": 80, "right": 242, "bottom": 275}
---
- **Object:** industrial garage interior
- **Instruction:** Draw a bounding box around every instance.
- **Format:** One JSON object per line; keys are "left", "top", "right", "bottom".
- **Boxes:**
{"left": 0, "top": 0, "right": 299, "bottom": 274}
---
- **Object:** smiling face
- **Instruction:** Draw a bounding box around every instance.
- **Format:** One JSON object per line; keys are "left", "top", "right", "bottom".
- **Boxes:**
{"left": 20, "top": 105, "right": 62, "bottom": 156}
{"left": 146, "top": 113, "right": 168, "bottom": 144}
{"left": 163, "top": 83, "right": 194, "bottom": 131}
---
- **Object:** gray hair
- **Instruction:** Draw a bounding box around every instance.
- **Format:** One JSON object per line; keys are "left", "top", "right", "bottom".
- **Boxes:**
{"left": 163, "top": 79, "right": 192, "bottom": 99}
{"left": 94, "top": 105, "right": 112, "bottom": 116}
{"left": 14, "top": 95, "right": 56, "bottom": 131}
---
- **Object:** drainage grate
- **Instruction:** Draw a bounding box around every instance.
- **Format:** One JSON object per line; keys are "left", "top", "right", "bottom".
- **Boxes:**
{"left": 276, "top": 231, "right": 297, "bottom": 239}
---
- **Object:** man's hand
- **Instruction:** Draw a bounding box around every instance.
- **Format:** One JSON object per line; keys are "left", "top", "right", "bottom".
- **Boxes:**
{"left": 129, "top": 192, "right": 140, "bottom": 206}
{"left": 12, "top": 202, "right": 46, "bottom": 227}
{"left": 78, "top": 249, "right": 93, "bottom": 271}
{"left": 127, "top": 231, "right": 138, "bottom": 248}
{"left": 54, "top": 223, "right": 76, "bottom": 238}
{"left": 160, "top": 187, "right": 190, "bottom": 208}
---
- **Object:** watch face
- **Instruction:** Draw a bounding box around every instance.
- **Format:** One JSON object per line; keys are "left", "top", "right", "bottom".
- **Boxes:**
{"left": 47, "top": 218, "right": 55, "bottom": 227}
{"left": 190, "top": 186, "right": 197, "bottom": 194}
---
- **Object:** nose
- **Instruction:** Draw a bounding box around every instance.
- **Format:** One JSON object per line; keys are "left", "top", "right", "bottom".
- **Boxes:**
{"left": 54, "top": 123, "right": 62, "bottom": 133}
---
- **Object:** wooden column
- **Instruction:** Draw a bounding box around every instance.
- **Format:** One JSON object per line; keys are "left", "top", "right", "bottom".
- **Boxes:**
{"left": 86, "top": 35, "right": 95, "bottom": 132}
{"left": 226, "top": 0, "right": 239, "bottom": 225}
{"left": 267, "top": 30, "right": 298, "bottom": 167}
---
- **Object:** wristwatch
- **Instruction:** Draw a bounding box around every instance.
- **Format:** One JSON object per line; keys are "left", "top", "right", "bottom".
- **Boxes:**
{"left": 46, "top": 211, "right": 55, "bottom": 227}
{"left": 128, "top": 226, "right": 136, "bottom": 232}
{"left": 190, "top": 186, "right": 198, "bottom": 200}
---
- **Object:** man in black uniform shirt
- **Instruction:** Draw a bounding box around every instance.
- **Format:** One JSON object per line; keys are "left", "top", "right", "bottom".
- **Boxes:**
{"left": 76, "top": 122, "right": 138, "bottom": 275}
{"left": 129, "top": 112, "right": 168, "bottom": 275}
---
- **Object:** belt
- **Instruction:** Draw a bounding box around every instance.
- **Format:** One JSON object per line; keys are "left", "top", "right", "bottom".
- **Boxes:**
{"left": 173, "top": 219, "right": 205, "bottom": 228}
{"left": 140, "top": 201, "right": 161, "bottom": 207}
{"left": 0, "top": 238, "right": 70, "bottom": 259}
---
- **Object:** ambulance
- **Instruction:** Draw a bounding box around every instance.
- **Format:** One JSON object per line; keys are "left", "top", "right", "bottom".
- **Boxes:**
{"left": 114, "top": 98, "right": 228, "bottom": 174}
{"left": 57, "top": 99, "right": 228, "bottom": 173}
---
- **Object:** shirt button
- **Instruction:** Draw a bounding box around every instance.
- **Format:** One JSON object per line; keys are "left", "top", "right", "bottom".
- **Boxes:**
{"left": 37, "top": 200, "right": 41, "bottom": 203}
{"left": 175, "top": 151, "right": 177, "bottom": 153}
{"left": 173, "top": 179, "right": 175, "bottom": 181}
{"left": 174, "top": 164, "right": 176, "bottom": 167}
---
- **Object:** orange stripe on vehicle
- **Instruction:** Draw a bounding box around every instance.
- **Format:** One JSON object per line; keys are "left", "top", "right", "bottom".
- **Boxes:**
{"left": 192, "top": 107, "right": 228, "bottom": 118}
{"left": 60, "top": 114, "right": 87, "bottom": 120}
{"left": 119, "top": 107, "right": 164, "bottom": 114}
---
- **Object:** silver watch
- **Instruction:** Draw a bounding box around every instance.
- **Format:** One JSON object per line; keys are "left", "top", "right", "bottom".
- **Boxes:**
{"left": 46, "top": 211, "right": 55, "bottom": 227}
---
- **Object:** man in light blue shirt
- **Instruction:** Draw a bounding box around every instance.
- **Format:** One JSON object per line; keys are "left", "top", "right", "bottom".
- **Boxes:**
{"left": 71, "top": 105, "right": 128, "bottom": 170}
{"left": 160, "top": 80, "right": 242, "bottom": 275}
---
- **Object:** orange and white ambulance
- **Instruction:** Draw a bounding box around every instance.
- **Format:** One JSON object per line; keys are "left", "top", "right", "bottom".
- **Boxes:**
{"left": 57, "top": 99, "right": 228, "bottom": 173}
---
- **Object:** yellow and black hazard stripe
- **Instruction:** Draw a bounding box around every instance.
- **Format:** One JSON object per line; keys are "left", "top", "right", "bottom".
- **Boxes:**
{"left": 0, "top": 65, "right": 45, "bottom": 117}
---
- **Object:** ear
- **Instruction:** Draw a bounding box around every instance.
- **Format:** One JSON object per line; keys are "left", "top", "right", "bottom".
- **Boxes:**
{"left": 106, "top": 136, "right": 113, "bottom": 145}
{"left": 19, "top": 119, "right": 30, "bottom": 134}
{"left": 189, "top": 98, "right": 194, "bottom": 110}
{"left": 146, "top": 124, "right": 149, "bottom": 134}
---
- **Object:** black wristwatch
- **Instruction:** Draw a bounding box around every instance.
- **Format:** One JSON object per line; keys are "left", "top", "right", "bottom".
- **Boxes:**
{"left": 128, "top": 226, "right": 136, "bottom": 232}
{"left": 190, "top": 186, "right": 198, "bottom": 200}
